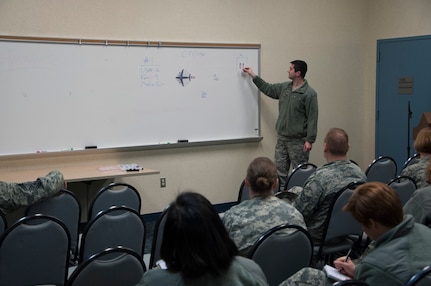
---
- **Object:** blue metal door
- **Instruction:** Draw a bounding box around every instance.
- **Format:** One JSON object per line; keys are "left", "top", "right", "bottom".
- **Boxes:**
{"left": 376, "top": 35, "right": 431, "bottom": 172}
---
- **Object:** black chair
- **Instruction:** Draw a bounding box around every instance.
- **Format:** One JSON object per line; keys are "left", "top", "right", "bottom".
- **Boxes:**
{"left": 237, "top": 179, "right": 250, "bottom": 204}
{"left": 88, "top": 182, "right": 141, "bottom": 221}
{"left": 67, "top": 246, "right": 146, "bottom": 286}
{"left": 79, "top": 206, "right": 146, "bottom": 263}
{"left": 365, "top": 156, "right": 397, "bottom": 183}
{"left": 406, "top": 265, "right": 431, "bottom": 286}
{"left": 0, "top": 214, "right": 70, "bottom": 286}
{"left": 403, "top": 153, "right": 420, "bottom": 170}
{"left": 332, "top": 280, "right": 370, "bottom": 286}
{"left": 314, "top": 182, "right": 365, "bottom": 263}
{"left": 388, "top": 175, "right": 417, "bottom": 205}
{"left": 149, "top": 205, "right": 170, "bottom": 269}
{"left": 0, "top": 211, "right": 6, "bottom": 237}
{"left": 284, "top": 162, "right": 317, "bottom": 191}
{"left": 248, "top": 224, "right": 313, "bottom": 286}
{"left": 25, "top": 189, "right": 81, "bottom": 264}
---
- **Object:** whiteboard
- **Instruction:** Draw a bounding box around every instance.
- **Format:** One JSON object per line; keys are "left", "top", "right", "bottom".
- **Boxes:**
{"left": 0, "top": 38, "right": 260, "bottom": 156}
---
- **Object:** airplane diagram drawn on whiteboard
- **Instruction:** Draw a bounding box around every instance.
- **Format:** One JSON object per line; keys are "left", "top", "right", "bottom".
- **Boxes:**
{"left": 176, "top": 69, "right": 195, "bottom": 86}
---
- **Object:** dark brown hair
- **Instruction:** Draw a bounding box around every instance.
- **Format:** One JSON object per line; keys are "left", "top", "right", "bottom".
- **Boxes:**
{"left": 291, "top": 60, "right": 308, "bottom": 78}
{"left": 343, "top": 182, "right": 403, "bottom": 228}
{"left": 160, "top": 192, "right": 238, "bottom": 280}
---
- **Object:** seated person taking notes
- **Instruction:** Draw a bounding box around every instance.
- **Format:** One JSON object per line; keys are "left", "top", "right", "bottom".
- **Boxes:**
{"left": 279, "top": 182, "right": 431, "bottom": 286}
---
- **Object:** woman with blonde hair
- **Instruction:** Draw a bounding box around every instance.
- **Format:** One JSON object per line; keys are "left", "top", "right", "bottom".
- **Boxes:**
{"left": 401, "top": 127, "right": 431, "bottom": 188}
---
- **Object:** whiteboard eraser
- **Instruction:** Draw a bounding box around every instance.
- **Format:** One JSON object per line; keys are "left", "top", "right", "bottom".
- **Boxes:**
{"left": 85, "top": 145, "right": 98, "bottom": 149}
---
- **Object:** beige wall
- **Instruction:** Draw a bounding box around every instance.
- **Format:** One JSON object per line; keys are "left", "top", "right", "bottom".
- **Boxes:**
{"left": 1, "top": 0, "right": 431, "bottom": 214}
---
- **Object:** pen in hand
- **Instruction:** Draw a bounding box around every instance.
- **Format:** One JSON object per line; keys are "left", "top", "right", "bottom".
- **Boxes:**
{"left": 344, "top": 248, "right": 353, "bottom": 262}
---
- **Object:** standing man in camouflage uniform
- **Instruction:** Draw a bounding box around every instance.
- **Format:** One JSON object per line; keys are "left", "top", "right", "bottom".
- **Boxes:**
{"left": 222, "top": 157, "right": 306, "bottom": 256}
{"left": 243, "top": 61, "right": 318, "bottom": 190}
{"left": 0, "top": 170, "right": 65, "bottom": 214}
{"left": 401, "top": 127, "right": 431, "bottom": 188}
{"left": 292, "top": 128, "right": 366, "bottom": 243}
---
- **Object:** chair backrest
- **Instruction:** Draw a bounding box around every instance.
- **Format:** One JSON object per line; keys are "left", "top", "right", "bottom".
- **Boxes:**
{"left": 332, "top": 280, "right": 370, "bottom": 286}
{"left": 315, "top": 182, "right": 365, "bottom": 258}
{"left": 388, "top": 175, "right": 417, "bottom": 205}
{"left": 0, "top": 214, "right": 70, "bottom": 286}
{"left": 403, "top": 153, "right": 420, "bottom": 170}
{"left": 248, "top": 224, "right": 313, "bottom": 286}
{"left": 149, "top": 205, "right": 170, "bottom": 269}
{"left": 0, "top": 211, "right": 6, "bottom": 237}
{"left": 25, "top": 189, "right": 81, "bottom": 263}
{"left": 406, "top": 265, "right": 431, "bottom": 286}
{"left": 284, "top": 162, "right": 317, "bottom": 191}
{"left": 79, "top": 205, "right": 146, "bottom": 263}
{"left": 365, "top": 156, "right": 397, "bottom": 183}
{"left": 237, "top": 179, "right": 250, "bottom": 204}
{"left": 88, "top": 182, "right": 141, "bottom": 221}
{"left": 67, "top": 246, "right": 146, "bottom": 286}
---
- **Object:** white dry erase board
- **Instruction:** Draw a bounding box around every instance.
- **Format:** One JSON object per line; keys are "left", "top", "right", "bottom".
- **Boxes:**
{"left": 0, "top": 36, "right": 261, "bottom": 156}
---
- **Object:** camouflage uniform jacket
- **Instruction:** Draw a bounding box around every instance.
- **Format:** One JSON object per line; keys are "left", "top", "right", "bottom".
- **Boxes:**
{"left": 403, "top": 186, "right": 431, "bottom": 227}
{"left": 293, "top": 160, "right": 366, "bottom": 242}
{"left": 400, "top": 156, "right": 430, "bottom": 189}
{"left": 0, "top": 170, "right": 64, "bottom": 214}
{"left": 222, "top": 196, "right": 306, "bottom": 255}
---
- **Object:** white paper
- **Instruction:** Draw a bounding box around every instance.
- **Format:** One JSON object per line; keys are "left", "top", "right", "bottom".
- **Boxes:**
{"left": 323, "top": 264, "right": 351, "bottom": 281}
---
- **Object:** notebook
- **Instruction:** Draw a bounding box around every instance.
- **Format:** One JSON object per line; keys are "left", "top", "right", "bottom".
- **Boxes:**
{"left": 323, "top": 264, "right": 351, "bottom": 281}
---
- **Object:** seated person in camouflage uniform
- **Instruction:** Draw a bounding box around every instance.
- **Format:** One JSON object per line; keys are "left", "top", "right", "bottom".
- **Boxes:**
{"left": 0, "top": 170, "right": 65, "bottom": 214}
{"left": 404, "top": 160, "right": 431, "bottom": 227}
{"left": 222, "top": 157, "right": 306, "bottom": 256}
{"left": 280, "top": 182, "right": 431, "bottom": 286}
{"left": 291, "top": 128, "right": 366, "bottom": 243}
{"left": 401, "top": 127, "right": 431, "bottom": 189}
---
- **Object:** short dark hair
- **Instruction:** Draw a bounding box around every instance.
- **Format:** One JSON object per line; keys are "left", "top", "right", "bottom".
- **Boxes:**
{"left": 291, "top": 60, "right": 308, "bottom": 78}
{"left": 246, "top": 157, "right": 278, "bottom": 195}
{"left": 324, "top": 128, "right": 349, "bottom": 156}
{"left": 160, "top": 192, "right": 238, "bottom": 280}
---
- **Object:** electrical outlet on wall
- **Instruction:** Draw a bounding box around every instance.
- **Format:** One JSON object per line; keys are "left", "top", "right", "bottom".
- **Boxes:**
{"left": 160, "top": 177, "right": 166, "bottom": 188}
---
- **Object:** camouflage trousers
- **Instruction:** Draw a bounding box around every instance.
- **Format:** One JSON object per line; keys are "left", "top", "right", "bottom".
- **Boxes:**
{"left": 278, "top": 267, "right": 329, "bottom": 286}
{"left": 275, "top": 135, "right": 309, "bottom": 190}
